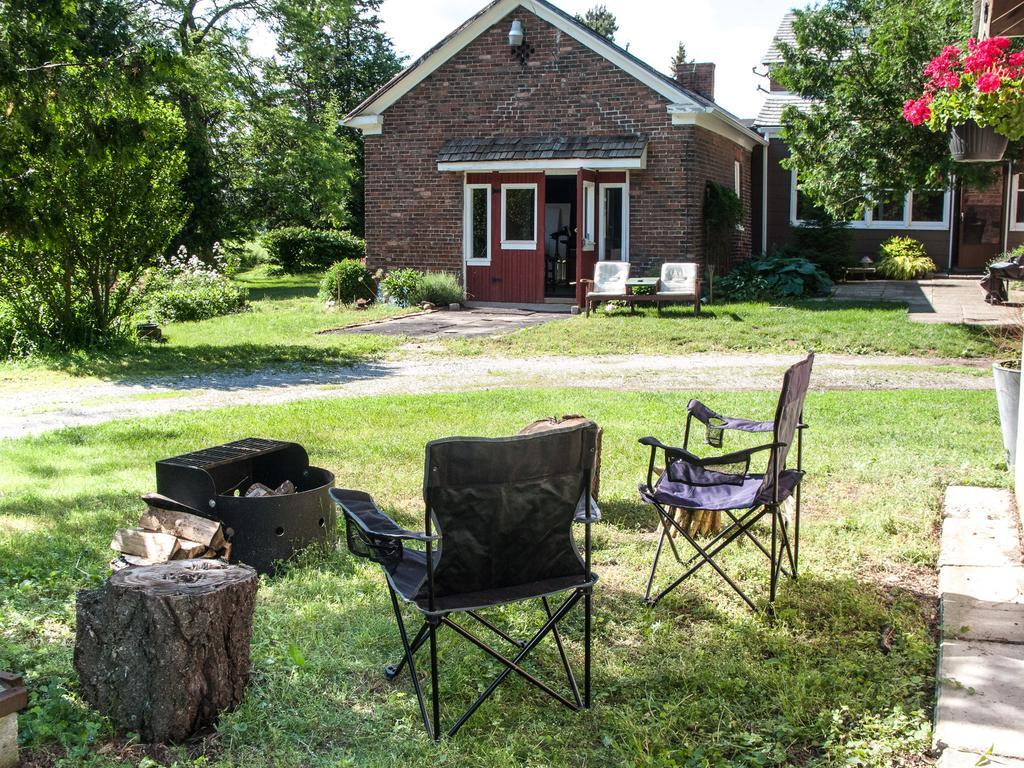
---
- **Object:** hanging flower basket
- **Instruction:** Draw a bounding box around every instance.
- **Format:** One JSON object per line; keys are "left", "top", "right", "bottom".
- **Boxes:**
{"left": 949, "top": 119, "right": 1010, "bottom": 162}
{"left": 904, "top": 37, "right": 1024, "bottom": 163}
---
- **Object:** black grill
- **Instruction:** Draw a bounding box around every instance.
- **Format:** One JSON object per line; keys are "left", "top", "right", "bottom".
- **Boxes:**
{"left": 155, "top": 438, "right": 336, "bottom": 574}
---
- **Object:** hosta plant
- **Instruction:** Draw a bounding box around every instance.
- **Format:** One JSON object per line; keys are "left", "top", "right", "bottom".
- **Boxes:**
{"left": 903, "top": 37, "right": 1024, "bottom": 141}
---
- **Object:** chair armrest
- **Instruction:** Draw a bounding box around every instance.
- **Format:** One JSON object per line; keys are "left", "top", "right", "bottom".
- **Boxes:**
{"left": 329, "top": 488, "right": 438, "bottom": 542}
{"left": 639, "top": 436, "right": 701, "bottom": 464}
{"left": 687, "top": 399, "right": 774, "bottom": 433}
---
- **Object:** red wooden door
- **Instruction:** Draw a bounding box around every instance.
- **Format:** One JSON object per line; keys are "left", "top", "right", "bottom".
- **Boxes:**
{"left": 465, "top": 172, "right": 545, "bottom": 303}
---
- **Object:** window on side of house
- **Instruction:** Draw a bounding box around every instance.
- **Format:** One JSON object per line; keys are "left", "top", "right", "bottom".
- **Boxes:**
{"left": 791, "top": 170, "right": 828, "bottom": 225}
{"left": 909, "top": 189, "right": 947, "bottom": 226}
{"left": 734, "top": 160, "right": 742, "bottom": 196}
{"left": 464, "top": 184, "right": 491, "bottom": 264}
{"left": 582, "top": 181, "right": 596, "bottom": 248}
{"left": 501, "top": 184, "right": 537, "bottom": 249}
{"left": 872, "top": 190, "right": 907, "bottom": 225}
{"left": 1013, "top": 173, "right": 1024, "bottom": 231}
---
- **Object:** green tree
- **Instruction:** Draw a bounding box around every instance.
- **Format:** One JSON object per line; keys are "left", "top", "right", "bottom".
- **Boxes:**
{"left": 575, "top": 4, "right": 618, "bottom": 41}
{"left": 772, "top": 0, "right": 985, "bottom": 221}
{"left": 670, "top": 42, "right": 690, "bottom": 71}
{"left": 0, "top": 0, "right": 189, "bottom": 349}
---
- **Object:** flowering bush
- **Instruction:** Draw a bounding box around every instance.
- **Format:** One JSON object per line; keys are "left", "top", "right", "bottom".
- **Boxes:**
{"left": 903, "top": 37, "right": 1024, "bottom": 140}
{"left": 139, "top": 245, "right": 248, "bottom": 323}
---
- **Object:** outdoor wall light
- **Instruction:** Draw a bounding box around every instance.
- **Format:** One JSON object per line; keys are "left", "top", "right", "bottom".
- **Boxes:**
{"left": 508, "top": 20, "right": 525, "bottom": 47}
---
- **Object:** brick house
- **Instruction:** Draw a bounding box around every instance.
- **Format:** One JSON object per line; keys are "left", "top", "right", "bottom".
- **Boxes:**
{"left": 344, "top": 0, "right": 764, "bottom": 305}
{"left": 753, "top": 12, "right": 1024, "bottom": 271}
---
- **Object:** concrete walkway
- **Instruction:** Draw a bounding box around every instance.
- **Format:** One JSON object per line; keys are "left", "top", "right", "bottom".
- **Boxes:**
{"left": 833, "top": 277, "right": 1018, "bottom": 325}
{"left": 322, "top": 307, "right": 565, "bottom": 339}
{"left": 0, "top": 353, "right": 992, "bottom": 439}
{"left": 936, "top": 487, "right": 1024, "bottom": 767}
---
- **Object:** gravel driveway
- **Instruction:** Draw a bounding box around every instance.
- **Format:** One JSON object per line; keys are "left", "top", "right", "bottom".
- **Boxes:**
{"left": 0, "top": 353, "right": 991, "bottom": 440}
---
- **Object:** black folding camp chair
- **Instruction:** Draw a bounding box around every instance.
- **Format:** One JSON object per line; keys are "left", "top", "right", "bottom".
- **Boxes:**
{"left": 329, "top": 421, "right": 600, "bottom": 740}
{"left": 638, "top": 353, "right": 814, "bottom": 612}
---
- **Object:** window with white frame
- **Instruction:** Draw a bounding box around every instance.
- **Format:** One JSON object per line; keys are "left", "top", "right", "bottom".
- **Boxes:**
{"left": 790, "top": 169, "right": 949, "bottom": 229}
{"left": 600, "top": 183, "right": 629, "bottom": 261}
{"left": 500, "top": 184, "right": 537, "bottom": 249}
{"left": 464, "top": 184, "right": 491, "bottom": 264}
{"left": 1012, "top": 173, "right": 1024, "bottom": 231}
{"left": 582, "top": 181, "right": 596, "bottom": 248}
{"left": 734, "top": 161, "right": 742, "bottom": 196}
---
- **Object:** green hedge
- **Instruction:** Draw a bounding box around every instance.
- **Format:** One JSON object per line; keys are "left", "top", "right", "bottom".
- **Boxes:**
{"left": 318, "top": 260, "right": 376, "bottom": 304}
{"left": 264, "top": 227, "right": 365, "bottom": 273}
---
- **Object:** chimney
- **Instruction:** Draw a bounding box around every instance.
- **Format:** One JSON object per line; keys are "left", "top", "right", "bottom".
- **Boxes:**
{"left": 674, "top": 61, "right": 716, "bottom": 101}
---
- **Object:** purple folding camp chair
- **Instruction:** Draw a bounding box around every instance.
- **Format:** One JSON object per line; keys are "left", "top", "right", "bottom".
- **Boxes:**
{"left": 638, "top": 352, "right": 813, "bottom": 612}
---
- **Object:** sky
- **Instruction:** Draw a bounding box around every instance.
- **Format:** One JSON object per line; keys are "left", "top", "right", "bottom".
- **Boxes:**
{"left": 375, "top": 0, "right": 799, "bottom": 118}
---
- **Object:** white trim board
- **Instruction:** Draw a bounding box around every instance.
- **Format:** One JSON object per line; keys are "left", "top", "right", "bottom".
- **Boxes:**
{"left": 464, "top": 182, "right": 492, "bottom": 265}
{"left": 344, "top": 0, "right": 764, "bottom": 149}
{"left": 1011, "top": 170, "right": 1024, "bottom": 232}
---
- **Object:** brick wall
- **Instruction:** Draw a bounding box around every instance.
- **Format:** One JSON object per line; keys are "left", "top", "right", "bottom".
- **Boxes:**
{"left": 363, "top": 8, "right": 753, "bottom": 283}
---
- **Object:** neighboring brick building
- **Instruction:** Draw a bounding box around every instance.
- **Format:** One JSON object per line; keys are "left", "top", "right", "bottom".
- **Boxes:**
{"left": 344, "top": 0, "right": 764, "bottom": 305}
{"left": 754, "top": 12, "right": 1024, "bottom": 271}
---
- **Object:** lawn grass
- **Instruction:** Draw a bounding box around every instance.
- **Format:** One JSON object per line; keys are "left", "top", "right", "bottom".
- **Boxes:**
{"left": 0, "top": 387, "right": 1006, "bottom": 767}
{"left": 0, "top": 271, "right": 406, "bottom": 389}
{"left": 444, "top": 301, "right": 999, "bottom": 359}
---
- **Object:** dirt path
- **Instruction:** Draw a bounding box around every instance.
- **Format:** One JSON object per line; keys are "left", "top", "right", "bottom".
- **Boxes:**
{"left": 0, "top": 353, "right": 992, "bottom": 439}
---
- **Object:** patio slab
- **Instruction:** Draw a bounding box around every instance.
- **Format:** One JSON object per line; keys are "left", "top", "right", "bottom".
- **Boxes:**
{"left": 939, "top": 748, "right": 1024, "bottom": 767}
{"left": 323, "top": 307, "right": 567, "bottom": 339}
{"left": 833, "top": 277, "right": 1017, "bottom": 325}
{"left": 936, "top": 487, "right": 1024, "bottom": 763}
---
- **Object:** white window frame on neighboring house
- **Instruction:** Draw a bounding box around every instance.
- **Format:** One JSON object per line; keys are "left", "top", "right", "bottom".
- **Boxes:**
{"left": 464, "top": 183, "right": 491, "bottom": 265}
{"left": 599, "top": 181, "right": 630, "bottom": 262}
{"left": 500, "top": 183, "right": 538, "bottom": 250}
{"left": 789, "top": 169, "right": 950, "bottom": 230}
{"left": 1011, "top": 172, "right": 1024, "bottom": 232}
{"left": 582, "top": 180, "right": 596, "bottom": 249}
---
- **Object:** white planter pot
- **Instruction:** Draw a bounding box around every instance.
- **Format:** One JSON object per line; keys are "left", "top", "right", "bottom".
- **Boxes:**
{"left": 993, "top": 361, "right": 1021, "bottom": 466}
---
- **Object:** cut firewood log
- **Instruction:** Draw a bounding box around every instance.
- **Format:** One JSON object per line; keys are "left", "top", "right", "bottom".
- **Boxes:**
{"left": 110, "top": 529, "right": 179, "bottom": 562}
{"left": 172, "top": 539, "right": 208, "bottom": 560}
{"left": 274, "top": 480, "right": 295, "bottom": 495}
{"left": 138, "top": 507, "right": 225, "bottom": 550}
{"left": 244, "top": 483, "right": 274, "bottom": 498}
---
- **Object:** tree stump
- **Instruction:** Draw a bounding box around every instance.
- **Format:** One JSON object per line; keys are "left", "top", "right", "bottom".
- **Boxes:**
{"left": 75, "top": 559, "right": 259, "bottom": 743}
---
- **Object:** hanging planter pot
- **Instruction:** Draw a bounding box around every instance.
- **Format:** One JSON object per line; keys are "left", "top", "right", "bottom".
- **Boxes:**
{"left": 949, "top": 120, "right": 1009, "bottom": 163}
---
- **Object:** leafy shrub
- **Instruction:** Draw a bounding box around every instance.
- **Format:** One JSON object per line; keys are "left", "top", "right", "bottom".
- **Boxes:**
{"left": 792, "top": 216, "right": 855, "bottom": 279}
{"left": 717, "top": 249, "right": 833, "bottom": 301}
{"left": 380, "top": 268, "right": 426, "bottom": 307}
{"left": 0, "top": 300, "right": 21, "bottom": 358}
{"left": 318, "top": 260, "right": 376, "bottom": 304}
{"left": 140, "top": 271, "right": 249, "bottom": 323}
{"left": 416, "top": 272, "right": 465, "bottom": 306}
{"left": 264, "top": 227, "right": 365, "bottom": 273}
{"left": 876, "top": 237, "right": 937, "bottom": 280}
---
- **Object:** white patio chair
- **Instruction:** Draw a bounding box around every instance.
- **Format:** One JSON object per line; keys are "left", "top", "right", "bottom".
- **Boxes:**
{"left": 583, "top": 261, "right": 630, "bottom": 317}
{"left": 655, "top": 262, "right": 701, "bottom": 315}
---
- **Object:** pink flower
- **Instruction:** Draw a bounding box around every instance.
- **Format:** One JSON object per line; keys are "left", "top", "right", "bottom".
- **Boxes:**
{"left": 936, "top": 72, "right": 961, "bottom": 89}
{"left": 1009, "top": 51, "right": 1024, "bottom": 67}
{"left": 964, "top": 51, "right": 996, "bottom": 73}
{"left": 991, "top": 36, "right": 1012, "bottom": 50}
{"left": 977, "top": 71, "right": 1002, "bottom": 92}
{"left": 903, "top": 97, "right": 932, "bottom": 125}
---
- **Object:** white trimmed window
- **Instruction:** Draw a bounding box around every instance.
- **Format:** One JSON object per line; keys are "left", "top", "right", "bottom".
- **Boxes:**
{"left": 600, "top": 183, "right": 629, "bottom": 261}
{"left": 464, "top": 184, "right": 491, "bottom": 264}
{"left": 500, "top": 184, "right": 537, "bottom": 250}
{"left": 734, "top": 160, "right": 742, "bottom": 196}
{"left": 582, "top": 181, "right": 596, "bottom": 248}
{"left": 790, "top": 169, "right": 949, "bottom": 230}
{"left": 1012, "top": 173, "right": 1024, "bottom": 232}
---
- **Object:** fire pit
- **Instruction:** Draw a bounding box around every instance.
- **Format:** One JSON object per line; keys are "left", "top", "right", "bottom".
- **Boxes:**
{"left": 155, "top": 438, "right": 336, "bottom": 574}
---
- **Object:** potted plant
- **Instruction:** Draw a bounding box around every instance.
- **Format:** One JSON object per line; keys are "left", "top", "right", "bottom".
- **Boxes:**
{"left": 994, "top": 354, "right": 1020, "bottom": 467}
{"left": 903, "top": 37, "right": 1024, "bottom": 162}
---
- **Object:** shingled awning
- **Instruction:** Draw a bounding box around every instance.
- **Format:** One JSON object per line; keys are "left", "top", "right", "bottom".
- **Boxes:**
{"left": 437, "top": 135, "right": 648, "bottom": 170}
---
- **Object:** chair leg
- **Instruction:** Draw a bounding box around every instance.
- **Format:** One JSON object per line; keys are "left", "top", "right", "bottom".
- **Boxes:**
{"left": 793, "top": 486, "right": 802, "bottom": 578}
{"left": 385, "top": 620, "right": 429, "bottom": 680}
{"left": 584, "top": 588, "right": 592, "bottom": 709}
{"left": 388, "top": 588, "right": 433, "bottom": 738}
{"left": 542, "top": 597, "right": 582, "bottom": 707}
{"left": 644, "top": 525, "right": 671, "bottom": 603}
{"left": 429, "top": 618, "right": 440, "bottom": 741}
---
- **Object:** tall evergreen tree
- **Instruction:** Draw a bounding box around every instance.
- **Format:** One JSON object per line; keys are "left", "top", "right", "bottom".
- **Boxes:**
{"left": 575, "top": 4, "right": 618, "bottom": 41}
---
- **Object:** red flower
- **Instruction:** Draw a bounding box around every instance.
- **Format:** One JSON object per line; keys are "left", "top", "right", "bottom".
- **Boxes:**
{"left": 991, "top": 36, "right": 1012, "bottom": 50}
{"left": 903, "top": 97, "right": 932, "bottom": 125}
{"left": 977, "top": 71, "right": 1003, "bottom": 92}
{"left": 936, "top": 72, "right": 961, "bottom": 89}
{"left": 1010, "top": 51, "right": 1024, "bottom": 67}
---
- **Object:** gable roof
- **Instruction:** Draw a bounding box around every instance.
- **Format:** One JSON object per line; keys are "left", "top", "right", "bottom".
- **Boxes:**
{"left": 754, "top": 93, "right": 816, "bottom": 128}
{"left": 344, "top": 0, "right": 764, "bottom": 148}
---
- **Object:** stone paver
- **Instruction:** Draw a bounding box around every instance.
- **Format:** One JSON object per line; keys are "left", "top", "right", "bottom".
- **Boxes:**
{"left": 935, "top": 640, "right": 1024, "bottom": 758}
{"left": 937, "top": 487, "right": 1024, "bottom": 763}
{"left": 939, "top": 748, "right": 1024, "bottom": 767}
{"left": 325, "top": 307, "right": 564, "bottom": 339}
{"left": 834, "top": 277, "right": 1017, "bottom": 325}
